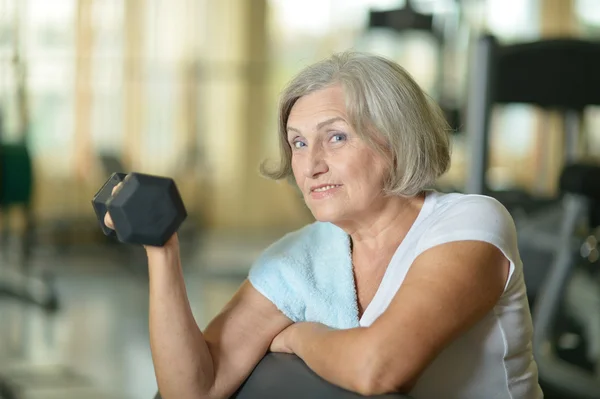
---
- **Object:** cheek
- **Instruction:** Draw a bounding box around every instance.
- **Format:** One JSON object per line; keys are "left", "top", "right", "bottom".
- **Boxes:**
{"left": 291, "top": 155, "right": 298, "bottom": 170}
{"left": 354, "top": 156, "right": 388, "bottom": 191}
{"left": 291, "top": 156, "right": 303, "bottom": 181}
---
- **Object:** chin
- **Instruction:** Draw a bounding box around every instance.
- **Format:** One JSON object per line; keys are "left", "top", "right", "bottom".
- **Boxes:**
{"left": 307, "top": 205, "right": 345, "bottom": 224}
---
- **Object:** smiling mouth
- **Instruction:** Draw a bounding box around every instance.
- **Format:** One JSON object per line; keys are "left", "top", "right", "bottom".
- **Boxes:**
{"left": 311, "top": 185, "right": 342, "bottom": 193}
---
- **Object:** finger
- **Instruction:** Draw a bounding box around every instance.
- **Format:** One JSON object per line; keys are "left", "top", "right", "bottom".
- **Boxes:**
{"left": 104, "top": 183, "right": 123, "bottom": 230}
{"left": 104, "top": 212, "right": 114, "bottom": 230}
{"left": 111, "top": 182, "right": 123, "bottom": 196}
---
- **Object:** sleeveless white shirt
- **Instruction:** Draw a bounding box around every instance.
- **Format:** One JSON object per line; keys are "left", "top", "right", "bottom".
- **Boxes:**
{"left": 359, "top": 190, "right": 543, "bottom": 399}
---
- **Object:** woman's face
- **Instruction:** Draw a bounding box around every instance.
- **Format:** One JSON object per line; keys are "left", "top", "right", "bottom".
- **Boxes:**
{"left": 287, "top": 85, "right": 390, "bottom": 223}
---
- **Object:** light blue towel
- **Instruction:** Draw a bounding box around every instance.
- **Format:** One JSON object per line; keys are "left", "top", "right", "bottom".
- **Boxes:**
{"left": 248, "top": 221, "right": 360, "bottom": 329}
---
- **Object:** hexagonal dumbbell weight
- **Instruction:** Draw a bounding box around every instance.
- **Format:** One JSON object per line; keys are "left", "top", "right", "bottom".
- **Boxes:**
{"left": 91, "top": 172, "right": 187, "bottom": 247}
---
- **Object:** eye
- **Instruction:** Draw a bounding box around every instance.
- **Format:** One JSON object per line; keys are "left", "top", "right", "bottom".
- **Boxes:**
{"left": 330, "top": 133, "right": 347, "bottom": 143}
{"left": 292, "top": 140, "right": 306, "bottom": 149}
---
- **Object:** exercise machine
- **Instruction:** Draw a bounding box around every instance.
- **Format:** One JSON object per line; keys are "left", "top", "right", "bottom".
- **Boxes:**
{"left": 0, "top": 142, "right": 58, "bottom": 311}
{"left": 0, "top": 144, "right": 57, "bottom": 399}
{"left": 465, "top": 34, "right": 600, "bottom": 196}
{"left": 464, "top": 33, "right": 600, "bottom": 206}
{"left": 365, "top": 0, "right": 461, "bottom": 131}
{"left": 0, "top": 142, "right": 58, "bottom": 399}
{"left": 465, "top": 34, "right": 600, "bottom": 398}
{"left": 533, "top": 164, "right": 600, "bottom": 399}
{"left": 464, "top": 34, "right": 600, "bottom": 305}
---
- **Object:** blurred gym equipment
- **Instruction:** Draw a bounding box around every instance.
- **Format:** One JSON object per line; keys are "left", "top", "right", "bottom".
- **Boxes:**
{"left": 0, "top": 379, "right": 16, "bottom": 399}
{"left": 465, "top": 34, "right": 600, "bottom": 305}
{"left": 366, "top": 0, "right": 462, "bottom": 131}
{"left": 465, "top": 34, "right": 600, "bottom": 198}
{"left": 153, "top": 353, "right": 412, "bottom": 399}
{"left": 465, "top": 34, "right": 600, "bottom": 398}
{"left": 533, "top": 163, "right": 600, "bottom": 399}
{"left": 0, "top": 142, "right": 58, "bottom": 311}
{"left": 368, "top": 1, "right": 440, "bottom": 40}
{"left": 0, "top": 142, "right": 57, "bottom": 399}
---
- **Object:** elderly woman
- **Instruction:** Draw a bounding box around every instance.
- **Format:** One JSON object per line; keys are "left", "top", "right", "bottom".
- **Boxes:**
{"left": 107, "top": 52, "right": 542, "bottom": 399}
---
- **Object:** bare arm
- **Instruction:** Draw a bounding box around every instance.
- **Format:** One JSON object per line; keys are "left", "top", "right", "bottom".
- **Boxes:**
{"left": 146, "top": 238, "right": 293, "bottom": 399}
{"left": 285, "top": 240, "right": 509, "bottom": 395}
{"left": 105, "top": 201, "right": 292, "bottom": 399}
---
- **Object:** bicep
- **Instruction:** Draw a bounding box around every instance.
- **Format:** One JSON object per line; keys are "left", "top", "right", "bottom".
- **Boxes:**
{"left": 203, "top": 279, "right": 293, "bottom": 398}
{"left": 367, "top": 240, "right": 510, "bottom": 389}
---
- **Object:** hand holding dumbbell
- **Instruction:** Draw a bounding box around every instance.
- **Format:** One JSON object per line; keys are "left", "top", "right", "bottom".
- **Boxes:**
{"left": 92, "top": 173, "right": 187, "bottom": 247}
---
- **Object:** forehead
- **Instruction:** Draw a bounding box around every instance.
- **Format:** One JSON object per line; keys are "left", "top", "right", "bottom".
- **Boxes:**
{"left": 288, "top": 85, "right": 347, "bottom": 124}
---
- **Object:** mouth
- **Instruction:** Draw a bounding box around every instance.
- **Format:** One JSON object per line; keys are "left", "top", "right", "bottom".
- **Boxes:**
{"left": 310, "top": 184, "right": 343, "bottom": 193}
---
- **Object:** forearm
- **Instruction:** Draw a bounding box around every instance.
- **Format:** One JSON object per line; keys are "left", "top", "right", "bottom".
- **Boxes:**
{"left": 147, "top": 238, "right": 214, "bottom": 399}
{"left": 291, "top": 323, "right": 370, "bottom": 393}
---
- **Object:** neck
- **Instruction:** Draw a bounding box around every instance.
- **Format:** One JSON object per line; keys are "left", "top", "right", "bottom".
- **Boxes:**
{"left": 341, "top": 191, "right": 427, "bottom": 257}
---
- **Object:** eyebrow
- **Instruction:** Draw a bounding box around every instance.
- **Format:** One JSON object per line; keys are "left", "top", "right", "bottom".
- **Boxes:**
{"left": 287, "top": 117, "right": 346, "bottom": 136}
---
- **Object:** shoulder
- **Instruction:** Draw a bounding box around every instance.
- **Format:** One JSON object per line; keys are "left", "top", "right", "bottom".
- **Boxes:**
{"left": 431, "top": 192, "right": 513, "bottom": 225}
{"left": 418, "top": 192, "right": 517, "bottom": 255}
{"left": 428, "top": 192, "right": 515, "bottom": 232}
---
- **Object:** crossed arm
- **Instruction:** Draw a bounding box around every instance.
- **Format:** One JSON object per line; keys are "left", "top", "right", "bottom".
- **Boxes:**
{"left": 149, "top": 238, "right": 509, "bottom": 399}
{"left": 271, "top": 240, "right": 510, "bottom": 396}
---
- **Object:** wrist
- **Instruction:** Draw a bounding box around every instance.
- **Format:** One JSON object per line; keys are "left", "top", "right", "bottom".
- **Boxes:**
{"left": 287, "top": 323, "right": 302, "bottom": 353}
{"left": 145, "top": 234, "right": 180, "bottom": 262}
{"left": 291, "top": 322, "right": 328, "bottom": 354}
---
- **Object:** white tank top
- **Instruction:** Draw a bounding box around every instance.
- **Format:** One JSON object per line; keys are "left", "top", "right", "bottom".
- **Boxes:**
{"left": 359, "top": 190, "right": 543, "bottom": 399}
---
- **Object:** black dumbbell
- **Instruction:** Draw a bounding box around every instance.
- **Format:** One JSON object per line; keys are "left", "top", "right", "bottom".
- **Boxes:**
{"left": 91, "top": 172, "right": 187, "bottom": 247}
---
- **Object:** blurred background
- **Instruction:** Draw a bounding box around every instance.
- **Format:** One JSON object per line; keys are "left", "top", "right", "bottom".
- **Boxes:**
{"left": 1, "top": 0, "right": 600, "bottom": 398}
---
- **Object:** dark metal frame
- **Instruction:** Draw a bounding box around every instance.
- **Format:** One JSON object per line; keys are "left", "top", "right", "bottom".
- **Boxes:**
{"left": 533, "top": 193, "right": 600, "bottom": 398}
{"left": 464, "top": 34, "right": 600, "bottom": 398}
{"left": 465, "top": 34, "right": 600, "bottom": 195}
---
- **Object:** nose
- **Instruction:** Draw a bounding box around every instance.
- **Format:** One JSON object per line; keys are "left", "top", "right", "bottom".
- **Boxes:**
{"left": 304, "top": 145, "right": 328, "bottom": 179}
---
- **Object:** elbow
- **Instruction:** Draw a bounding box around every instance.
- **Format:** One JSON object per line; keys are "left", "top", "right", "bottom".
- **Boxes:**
{"left": 158, "top": 389, "right": 215, "bottom": 399}
{"left": 354, "top": 355, "right": 417, "bottom": 396}
{"left": 355, "top": 374, "right": 413, "bottom": 397}
{"left": 355, "top": 372, "right": 416, "bottom": 397}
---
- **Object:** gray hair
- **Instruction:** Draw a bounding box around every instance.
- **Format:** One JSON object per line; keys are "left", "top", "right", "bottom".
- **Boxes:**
{"left": 260, "top": 51, "right": 451, "bottom": 197}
